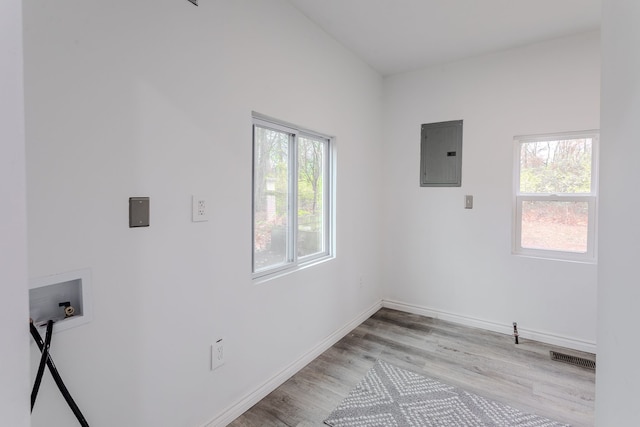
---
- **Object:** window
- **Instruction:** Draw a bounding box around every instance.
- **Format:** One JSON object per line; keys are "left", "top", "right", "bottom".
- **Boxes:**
{"left": 252, "top": 114, "right": 333, "bottom": 278}
{"left": 513, "top": 131, "right": 599, "bottom": 262}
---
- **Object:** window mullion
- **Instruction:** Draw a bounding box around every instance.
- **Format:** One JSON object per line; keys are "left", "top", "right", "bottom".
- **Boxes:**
{"left": 323, "top": 140, "right": 331, "bottom": 254}
{"left": 289, "top": 133, "right": 298, "bottom": 264}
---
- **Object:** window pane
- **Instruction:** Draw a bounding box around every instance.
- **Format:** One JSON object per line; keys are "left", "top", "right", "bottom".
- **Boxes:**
{"left": 520, "top": 138, "right": 592, "bottom": 194}
{"left": 253, "top": 126, "right": 290, "bottom": 271}
{"left": 297, "top": 136, "right": 326, "bottom": 258}
{"left": 520, "top": 200, "right": 589, "bottom": 253}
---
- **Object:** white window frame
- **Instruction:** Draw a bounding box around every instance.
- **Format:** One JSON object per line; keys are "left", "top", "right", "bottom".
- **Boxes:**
{"left": 252, "top": 113, "right": 334, "bottom": 280}
{"left": 513, "top": 130, "right": 599, "bottom": 262}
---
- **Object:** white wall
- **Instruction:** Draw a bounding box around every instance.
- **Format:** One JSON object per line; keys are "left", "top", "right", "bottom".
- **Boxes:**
{"left": 23, "top": 1, "right": 382, "bottom": 426}
{"left": 381, "top": 32, "right": 601, "bottom": 351}
{"left": 597, "top": 0, "right": 640, "bottom": 423}
{"left": 0, "top": 0, "right": 30, "bottom": 425}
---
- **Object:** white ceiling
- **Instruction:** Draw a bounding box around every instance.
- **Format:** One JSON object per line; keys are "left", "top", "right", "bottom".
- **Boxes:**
{"left": 288, "top": 0, "right": 602, "bottom": 76}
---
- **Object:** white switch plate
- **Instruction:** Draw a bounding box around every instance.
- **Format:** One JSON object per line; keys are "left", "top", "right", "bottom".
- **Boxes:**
{"left": 192, "top": 196, "right": 209, "bottom": 222}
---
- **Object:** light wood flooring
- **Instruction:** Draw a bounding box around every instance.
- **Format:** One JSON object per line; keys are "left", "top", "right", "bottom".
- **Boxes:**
{"left": 229, "top": 308, "right": 595, "bottom": 426}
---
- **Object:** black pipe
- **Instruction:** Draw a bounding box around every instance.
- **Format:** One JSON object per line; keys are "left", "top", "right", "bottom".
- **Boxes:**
{"left": 30, "top": 322, "right": 90, "bottom": 427}
{"left": 31, "top": 320, "right": 53, "bottom": 411}
{"left": 513, "top": 322, "right": 519, "bottom": 345}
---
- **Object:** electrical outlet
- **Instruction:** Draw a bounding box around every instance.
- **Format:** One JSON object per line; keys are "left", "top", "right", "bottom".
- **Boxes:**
{"left": 192, "top": 195, "right": 209, "bottom": 222}
{"left": 211, "top": 339, "right": 225, "bottom": 370}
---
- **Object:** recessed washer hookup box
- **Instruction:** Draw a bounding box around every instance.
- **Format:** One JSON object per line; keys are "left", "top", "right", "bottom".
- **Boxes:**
{"left": 29, "top": 268, "right": 93, "bottom": 333}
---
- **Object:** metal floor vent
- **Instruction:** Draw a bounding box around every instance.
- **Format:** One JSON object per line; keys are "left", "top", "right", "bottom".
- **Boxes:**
{"left": 550, "top": 351, "right": 596, "bottom": 370}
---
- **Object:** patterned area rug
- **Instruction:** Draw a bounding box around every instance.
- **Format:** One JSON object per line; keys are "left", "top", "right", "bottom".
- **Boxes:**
{"left": 324, "top": 360, "right": 569, "bottom": 427}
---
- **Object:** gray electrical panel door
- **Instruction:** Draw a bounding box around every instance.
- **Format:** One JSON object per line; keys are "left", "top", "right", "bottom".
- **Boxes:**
{"left": 420, "top": 120, "right": 463, "bottom": 187}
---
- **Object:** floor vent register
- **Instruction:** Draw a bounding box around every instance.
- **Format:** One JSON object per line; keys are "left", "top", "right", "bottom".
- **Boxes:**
{"left": 550, "top": 350, "right": 596, "bottom": 370}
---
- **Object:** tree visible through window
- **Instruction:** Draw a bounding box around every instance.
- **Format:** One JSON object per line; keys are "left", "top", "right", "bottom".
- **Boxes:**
{"left": 253, "top": 116, "right": 332, "bottom": 277}
{"left": 253, "top": 126, "right": 290, "bottom": 270}
{"left": 514, "top": 131, "right": 598, "bottom": 261}
{"left": 297, "top": 136, "right": 327, "bottom": 258}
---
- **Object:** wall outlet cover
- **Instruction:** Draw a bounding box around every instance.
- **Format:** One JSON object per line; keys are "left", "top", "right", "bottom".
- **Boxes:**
{"left": 211, "top": 339, "right": 225, "bottom": 370}
{"left": 192, "top": 196, "right": 209, "bottom": 222}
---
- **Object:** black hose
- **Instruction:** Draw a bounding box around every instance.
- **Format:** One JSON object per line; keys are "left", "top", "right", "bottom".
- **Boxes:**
{"left": 30, "top": 322, "right": 90, "bottom": 427}
{"left": 31, "top": 320, "right": 53, "bottom": 411}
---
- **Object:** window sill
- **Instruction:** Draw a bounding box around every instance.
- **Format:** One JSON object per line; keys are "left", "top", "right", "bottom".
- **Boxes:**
{"left": 252, "top": 255, "right": 335, "bottom": 285}
{"left": 512, "top": 250, "right": 597, "bottom": 265}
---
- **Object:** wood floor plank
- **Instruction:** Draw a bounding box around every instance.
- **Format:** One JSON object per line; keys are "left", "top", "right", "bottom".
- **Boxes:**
{"left": 229, "top": 308, "right": 595, "bottom": 426}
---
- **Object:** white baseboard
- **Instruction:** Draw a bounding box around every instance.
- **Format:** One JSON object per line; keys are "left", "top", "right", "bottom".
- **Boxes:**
{"left": 203, "top": 300, "right": 383, "bottom": 427}
{"left": 382, "top": 299, "right": 596, "bottom": 354}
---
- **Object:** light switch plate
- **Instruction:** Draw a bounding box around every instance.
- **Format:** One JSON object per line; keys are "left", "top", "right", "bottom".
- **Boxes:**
{"left": 465, "top": 195, "right": 473, "bottom": 209}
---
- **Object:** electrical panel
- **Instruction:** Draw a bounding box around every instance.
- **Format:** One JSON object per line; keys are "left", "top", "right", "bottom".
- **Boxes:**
{"left": 420, "top": 120, "right": 463, "bottom": 187}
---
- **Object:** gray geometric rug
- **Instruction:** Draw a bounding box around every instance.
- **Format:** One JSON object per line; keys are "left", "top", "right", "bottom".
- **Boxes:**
{"left": 324, "top": 360, "right": 569, "bottom": 427}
